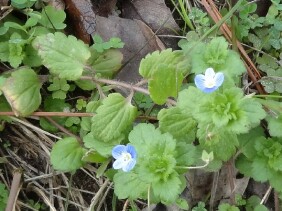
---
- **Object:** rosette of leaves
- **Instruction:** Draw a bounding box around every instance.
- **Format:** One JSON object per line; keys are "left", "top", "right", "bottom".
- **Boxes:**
{"left": 113, "top": 123, "right": 197, "bottom": 206}
{"left": 177, "top": 86, "right": 266, "bottom": 162}
{"left": 139, "top": 49, "right": 190, "bottom": 105}
{"left": 183, "top": 37, "right": 246, "bottom": 79}
{"left": 236, "top": 135, "right": 282, "bottom": 193}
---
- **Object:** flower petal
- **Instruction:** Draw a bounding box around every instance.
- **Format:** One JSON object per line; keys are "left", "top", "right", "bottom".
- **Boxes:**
{"left": 126, "top": 144, "right": 137, "bottom": 159}
{"left": 113, "top": 157, "right": 126, "bottom": 170}
{"left": 194, "top": 74, "right": 206, "bottom": 91}
{"left": 205, "top": 68, "right": 216, "bottom": 79}
{"left": 122, "top": 159, "right": 136, "bottom": 172}
{"left": 202, "top": 86, "right": 219, "bottom": 93}
{"left": 112, "top": 145, "right": 127, "bottom": 159}
{"left": 214, "top": 72, "right": 224, "bottom": 87}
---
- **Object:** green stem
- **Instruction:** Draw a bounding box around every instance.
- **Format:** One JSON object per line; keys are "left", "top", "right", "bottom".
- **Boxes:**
{"left": 254, "top": 95, "right": 282, "bottom": 99}
{"left": 80, "top": 76, "right": 177, "bottom": 106}
{"left": 176, "top": 161, "right": 209, "bottom": 170}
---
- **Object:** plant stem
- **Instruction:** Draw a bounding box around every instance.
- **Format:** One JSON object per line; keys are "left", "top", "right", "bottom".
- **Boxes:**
{"left": 254, "top": 95, "right": 282, "bottom": 99}
{"left": 227, "top": 159, "right": 235, "bottom": 204}
{"left": 80, "top": 76, "right": 177, "bottom": 105}
{"left": 5, "top": 169, "right": 23, "bottom": 211}
{"left": 0, "top": 111, "right": 94, "bottom": 117}
{"left": 176, "top": 161, "right": 209, "bottom": 170}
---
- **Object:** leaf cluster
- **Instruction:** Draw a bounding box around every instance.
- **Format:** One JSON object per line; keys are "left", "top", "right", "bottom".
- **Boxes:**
{"left": 114, "top": 123, "right": 196, "bottom": 205}
{"left": 139, "top": 49, "right": 189, "bottom": 104}
{"left": 236, "top": 132, "right": 282, "bottom": 193}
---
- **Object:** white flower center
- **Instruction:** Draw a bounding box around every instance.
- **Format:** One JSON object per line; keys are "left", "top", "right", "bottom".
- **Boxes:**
{"left": 204, "top": 78, "right": 216, "bottom": 88}
{"left": 121, "top": 152, "right": 132, "bottom": 163}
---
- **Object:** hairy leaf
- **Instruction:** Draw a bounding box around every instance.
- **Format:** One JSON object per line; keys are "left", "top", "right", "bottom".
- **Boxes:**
{"left": 33, "top": 32, "right": 90, "bottom": 80}
{"left": 91, "top": 93, "right": 137, "bottom": 142}
{"left": 158, "top": 107, "right": 196, "bottom": 140}
{"left": 114, "top": 171, "right": 148, "bottom": 200}
{"left": 1, "top": 68, "right": 41, "bottom": 116}
{"left": 88, "top": 48, "right": 123, "bottom": 77}
{"left": 50, "top": 137, "right": 86, "bottom": 172}
{"left": 38, "top": 6, "right": 66, "bottom": 29}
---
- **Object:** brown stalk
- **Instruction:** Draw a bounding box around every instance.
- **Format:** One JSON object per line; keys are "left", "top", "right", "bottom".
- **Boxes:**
{"left": 5, "top": 169, "right": 23, "bottom": 211}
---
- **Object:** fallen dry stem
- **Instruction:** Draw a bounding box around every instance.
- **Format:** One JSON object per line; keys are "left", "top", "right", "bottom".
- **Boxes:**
{"left": 6, "top": 169, "right": 23, "bottom": 211}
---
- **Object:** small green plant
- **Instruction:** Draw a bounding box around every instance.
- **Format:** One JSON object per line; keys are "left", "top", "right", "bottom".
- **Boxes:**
{"left": 0, "top": 182, "right": 8, "bottom": 210}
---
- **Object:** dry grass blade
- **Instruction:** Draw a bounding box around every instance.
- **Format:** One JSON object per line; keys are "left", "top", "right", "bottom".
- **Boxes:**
{"left": 0, "top": 123, "right": 101, "bottom": 210}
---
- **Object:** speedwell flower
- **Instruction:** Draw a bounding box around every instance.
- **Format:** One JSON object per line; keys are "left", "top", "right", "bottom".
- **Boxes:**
{"left": 194, "top": 68, "right": 224, "bottom": 93}
{"left": 112, "top": 144, "right": 137, "bottom": 172}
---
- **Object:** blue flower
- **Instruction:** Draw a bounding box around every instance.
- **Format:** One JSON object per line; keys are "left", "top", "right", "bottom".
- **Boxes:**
{"left": 194, "top": 68, "right": 224, "bottom": 93}
{"left": 112, "top": 144, "right": 137, "bottom": 172}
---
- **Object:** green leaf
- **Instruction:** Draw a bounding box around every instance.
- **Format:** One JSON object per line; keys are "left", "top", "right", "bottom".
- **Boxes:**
{"left": 158, "top": 107, "right": 196, "bottom": 140}
{"left": 8, "top": 33, "right": 26, "bottom": 68}
{"left": 236, "top": 136, "right": 282, "bottom": 193}
{"left": 92, "top": 35, "right": 124, "bottom": 53}
{"left": 178, "top": 86, "right": 205, "bottom": 114}
{"left": 194, "top": 88, "right": 265, "bottom": 134}
{"left": 4, "top": 22, "right": 27, "bottom": 33}
{"left": 0, "top": 42, "right": 9, "bottom": 62}
{"left": 238, "top": 127, "right": 264, "bottom": 159}
{"left": 1, "top": 68, "right": 41, "bottom": 116}
{"left": 38, "top": 6, "right": 66, "bottom": 29}
{"left": 88, "top": 48, "right": 123, "bottom": 77}
{"left": 11, "top": 0, "right": 36, "bottom": 9}
{"left": 65, "top": 117, "right": 80, "bottom": 127}
{"left": 23, "top": 44, "right": 42, "bottom": 67}
{"left": 82, "top": 149, "right": 107, "bottom": 163}
{"left": 113, "top": 171, "right": 148, "bottom": 200}
{"left": 139, "top": 49, "right": 189, "bottom": 78}
{"left": 83, "top": 132, "right": 121, "bottom": 157}
{"left": 176, "top": 198, "right": 189, "bottom": 210}
{"left": 47, "top": 78, "right": 70, "bottom": 99}
{"left": 39, "top": 97, "right": 71, "bottom": 132}
{"left": 0, "top": 183, "right": 8, "bottom": 211}
{"left": 33, "top": 32, "right": 91, "bottom": 80}
{"left": 50, "top": 137, "right": 86, "bottom": 172}
{"left": 218, "top": 203, "right": 240, "bottom": 211}
{"left": 152, "top": 172, "right": 182, "bottom": 203}
{"left": 246, "top": 195, "right": 262, "bottom": 211}
{"left": 149, "top": 64, "right": 184, "bottom": 104}
{"left": 91, "top": 93, "right": 137, "bottom": 142}
{"left": 139, "top": 49, "right": 189, "bottom": 104}
{"left": 254, "top": 205, "right": 268, "bottom": 211}
{"left": 191, "top": 37, "right": 246, "bottom": 77}
{"left": 192, "top": 202, "right": 207, "bottom": 211}
{"left": 129, "top": 123, "right": 175, "bottom": 158}
{"left": 266, "top": 114, "right": 282, "bottom": 137}
{"left": 75, "top": 79, "right": 96, "bottom": 91}
{"left": 197, "top": 125, "right": 238, "bottom": 161}
{"left": 0, "top": 95, "right": 12, "bottom": 121}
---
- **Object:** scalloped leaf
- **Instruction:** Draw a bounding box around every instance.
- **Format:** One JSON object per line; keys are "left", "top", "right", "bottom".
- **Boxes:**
{"left": 91, "top": 93, "right": 137, "bottom": 142}
{"left": 89, "top": 48, "right": 123, "bottom": 77}
{"left": 1, "top": 68, "right": 41, "bottom": 116}
{"left": 33, "top": 32, "right": 90, "bottom": 80}
{"left": 149, "top": 64, "right": 183, "bottom": 104}
{"left": 50, "top": 137, "right": 86, "bottom": 172}
{"left": 139, "top": 49, "right": 189, "bottom": 78}
{"left": 158, "top": 107, "right": 196, "bottom": 140}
